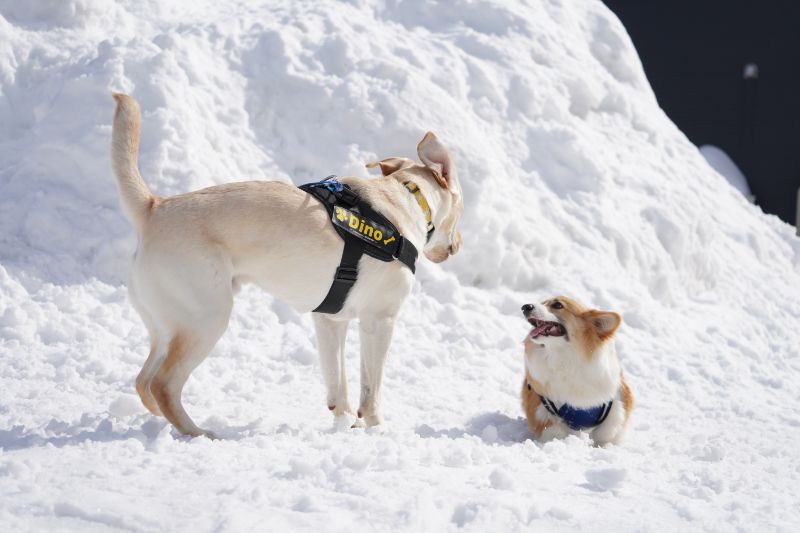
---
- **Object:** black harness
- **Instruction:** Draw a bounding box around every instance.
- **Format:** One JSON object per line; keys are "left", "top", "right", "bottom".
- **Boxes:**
{"left": 299, "top": 176, "right": 422, "bottom": 314}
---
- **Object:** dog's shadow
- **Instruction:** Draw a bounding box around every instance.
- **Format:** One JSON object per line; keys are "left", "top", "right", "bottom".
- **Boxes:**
{"left": 0, "top": 417, "right": 145, "bottom": 451}
{"left": 0, "top": 414, "right": 281, "bottom": 451}
{"left": 2, "top": 413, "right": 531, "bottom": 450}
{"left": 415, "top": 412, "right": 532, "bottom": 446}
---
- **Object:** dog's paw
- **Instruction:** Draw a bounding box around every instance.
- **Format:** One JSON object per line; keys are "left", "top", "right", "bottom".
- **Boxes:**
{"left": 362, "top": 414, "right": 384, "bottom": 428}
{"left": 539, "top": 424, "right": 568, "bottom": 443}
{"left": 365, "top": 422, "right": 388, "bottom": 435}
{"left": 201, "top": 430, "right": 219, "bottom": 441}
{"left": 188, "top": 429, "right": 219, "bottom": 440}
{"left": 332, "top": 413, "right": 359, "bottom": 431}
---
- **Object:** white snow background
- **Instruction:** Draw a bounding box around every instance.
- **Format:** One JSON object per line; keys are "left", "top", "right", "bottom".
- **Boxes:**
{"left": 2, "top": 0, "right": 800, "bottom": 531}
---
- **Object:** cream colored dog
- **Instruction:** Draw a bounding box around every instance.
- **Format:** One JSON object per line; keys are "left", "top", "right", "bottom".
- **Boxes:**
{"left": 111, "top": 94, "right": 463, "bottom": 437}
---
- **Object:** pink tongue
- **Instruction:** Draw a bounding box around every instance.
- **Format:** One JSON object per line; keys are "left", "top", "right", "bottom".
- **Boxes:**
{"left": 531, "top": 324, "right": 549, "bottom": 337}
{"left": 547, "top": 325, "right": 559, "bottom": 335}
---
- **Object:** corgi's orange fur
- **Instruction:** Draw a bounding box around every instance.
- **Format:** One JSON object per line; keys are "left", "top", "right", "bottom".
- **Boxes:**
{"left": 520, "top": 296, "right": 633, "bottom": 445}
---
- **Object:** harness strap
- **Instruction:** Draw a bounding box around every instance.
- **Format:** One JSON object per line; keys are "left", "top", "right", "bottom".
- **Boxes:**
{"left": 595, "top": 401, "right": 613, "bottom": 426}
{"left": 540, "top": 395, "right": 560, "bottom": 418}
{"left": 313, "top": 237, "right": 363, "bottom": 314}
{"left": 394, "top": 237, "right": 418, "bottom": 270}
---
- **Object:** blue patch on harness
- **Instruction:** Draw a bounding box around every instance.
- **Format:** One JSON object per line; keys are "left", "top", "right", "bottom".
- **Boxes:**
{"left": 539, "top": 395, "right": 613, "bottom": 431}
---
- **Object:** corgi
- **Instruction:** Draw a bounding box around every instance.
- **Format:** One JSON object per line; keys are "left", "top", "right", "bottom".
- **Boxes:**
{"left": 520, "top": 296, "right": 633, "bottom": 445}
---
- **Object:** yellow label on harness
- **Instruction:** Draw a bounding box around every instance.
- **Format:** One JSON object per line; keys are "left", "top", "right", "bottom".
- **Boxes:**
{"left": 333, "top": 206, "right": 396, "bottom": 247}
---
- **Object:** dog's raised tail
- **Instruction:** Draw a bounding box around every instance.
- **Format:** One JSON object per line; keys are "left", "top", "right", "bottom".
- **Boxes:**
{"left": 111, "top": 93, "right": 153, "bottom": 233}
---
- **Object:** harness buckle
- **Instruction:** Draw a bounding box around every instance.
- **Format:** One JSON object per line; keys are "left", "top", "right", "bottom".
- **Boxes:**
{"left": 337, "top": 188, "right": 358, "bottom": 206}
{"left": 334, "top": 266, "right": 358, "bottom": 282}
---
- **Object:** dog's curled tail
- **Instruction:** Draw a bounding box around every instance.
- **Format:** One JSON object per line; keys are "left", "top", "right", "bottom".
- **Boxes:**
{"left": 111, "top": 93, "right": 153, "bottom": 233}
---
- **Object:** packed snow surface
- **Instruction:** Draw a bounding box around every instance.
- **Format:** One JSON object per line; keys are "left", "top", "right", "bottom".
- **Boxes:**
{"left": 2, "top": 0, "right": 800, "bottom": 531}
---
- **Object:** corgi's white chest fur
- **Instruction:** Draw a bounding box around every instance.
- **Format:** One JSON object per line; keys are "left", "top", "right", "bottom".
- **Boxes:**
{"left": 525, "top": 338, "right": 621, "bottom": 408}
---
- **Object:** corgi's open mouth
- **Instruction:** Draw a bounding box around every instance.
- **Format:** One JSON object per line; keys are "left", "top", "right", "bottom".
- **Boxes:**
{"left": 528, "top": 318, "right": 567, "bottom": 338}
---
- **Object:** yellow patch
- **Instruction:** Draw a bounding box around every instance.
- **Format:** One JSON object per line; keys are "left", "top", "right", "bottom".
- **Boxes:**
{"left": 333, "top": 206, "right": 395, "bottom": 246}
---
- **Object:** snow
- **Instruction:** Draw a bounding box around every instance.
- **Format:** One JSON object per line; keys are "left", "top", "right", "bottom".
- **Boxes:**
{"left": 699, "top": 145, "right": 753, "bottom": 201}
{"left": 2, "top": 0, "right": 800, "bottom": 531}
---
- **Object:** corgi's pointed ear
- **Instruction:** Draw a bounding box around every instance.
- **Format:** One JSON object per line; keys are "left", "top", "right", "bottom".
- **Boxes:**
{"left": 417, "top": 131, "right": 454, "bottom": 189}
{"left": 366, "top": 157, "right": 415, "bottom": 176}
{"left": 584, "top": 310, "right": 621, "bottom": 340}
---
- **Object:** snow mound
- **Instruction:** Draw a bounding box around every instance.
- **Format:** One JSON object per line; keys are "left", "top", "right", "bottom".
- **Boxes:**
{"left": 2, "top": 0, "right": 799, "bottom": 530}
{"left": 700, "top": 144, "right": 753, "bottom": 200}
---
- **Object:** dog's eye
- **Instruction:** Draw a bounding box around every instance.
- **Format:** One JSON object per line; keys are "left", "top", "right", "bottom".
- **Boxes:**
{"left": 550, "top": 301, "right": 563, "bottom": 310}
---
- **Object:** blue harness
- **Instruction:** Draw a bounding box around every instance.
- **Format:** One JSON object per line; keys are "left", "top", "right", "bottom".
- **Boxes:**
{"left": 529, "top": 383, "right": 613, "bottom": 431}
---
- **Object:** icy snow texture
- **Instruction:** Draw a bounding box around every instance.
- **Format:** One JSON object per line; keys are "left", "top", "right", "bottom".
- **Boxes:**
{"left": 2, "top": 0, "right": 800, "bottom": 531}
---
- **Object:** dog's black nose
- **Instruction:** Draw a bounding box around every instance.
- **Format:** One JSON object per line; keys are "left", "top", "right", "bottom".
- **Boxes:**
{"left": 521, "top": 304, "right": 533, "bottom": 314}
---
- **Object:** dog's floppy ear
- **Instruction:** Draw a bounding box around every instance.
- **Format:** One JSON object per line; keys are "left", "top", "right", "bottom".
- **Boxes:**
{"left": 583, "top": 310, "right": 622, "bottom": 341}
{"left": 366, "top": 157, "right": 415, "bottom": 176}
{"left": 417, "top": 132, "right": 454, "bottom": 189}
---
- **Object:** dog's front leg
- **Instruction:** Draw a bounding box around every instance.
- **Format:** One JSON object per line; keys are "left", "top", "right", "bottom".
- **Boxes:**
{"left": 357, "top": 316, "right": 396, "bottom": 427}
{"left": 312, "top": 314, "right": 356, "bottom": 427}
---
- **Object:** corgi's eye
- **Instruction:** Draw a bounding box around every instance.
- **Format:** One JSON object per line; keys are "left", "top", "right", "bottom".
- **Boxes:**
{"left": 550, "top": 301, "right": 563, "bottom": 310}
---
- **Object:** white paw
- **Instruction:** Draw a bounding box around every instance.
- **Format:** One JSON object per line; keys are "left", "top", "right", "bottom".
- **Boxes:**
{"left": 361, "top": 413, "right": 384, "bottom": 428}
{"left": 365, "top": 422, "right": 388, "bottom": 435}
{"left": 333, "top": 413, "right": 358, "bottom": 431}
{"left": 540, "top": 424, "right": 569, "bottom": 442}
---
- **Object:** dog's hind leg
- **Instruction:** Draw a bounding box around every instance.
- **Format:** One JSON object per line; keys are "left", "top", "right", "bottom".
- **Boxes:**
{"left": 131, "top": 296, "right": 164, "bottom": 416}
{"left": 136, "top": 337, "right": 164, "bottom": 416}
{"left": 150, "top": 304, "right": 232, "bottom": 438}
{"left": 357, "top": 316, "right": 395, "bottom": 427}
{"left": 312, "top": 314, "right": 355, "bottom": 427}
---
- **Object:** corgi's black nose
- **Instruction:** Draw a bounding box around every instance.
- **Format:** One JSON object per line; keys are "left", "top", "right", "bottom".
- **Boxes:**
{"left": 521, "top": 304, "right": 533, "bottom": 314}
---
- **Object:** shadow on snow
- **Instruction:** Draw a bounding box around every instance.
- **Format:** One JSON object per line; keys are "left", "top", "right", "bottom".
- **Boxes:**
{"left": 415, "top": 411, "right": 532, "bottom": 446}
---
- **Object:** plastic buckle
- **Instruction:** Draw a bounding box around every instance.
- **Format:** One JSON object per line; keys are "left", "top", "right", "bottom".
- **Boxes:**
{"left": 334, "top": 266, "right": 358, "bottom": 282}
{"left": 323, "top": 176, "right": 344, "bottom": 193}
{"left": 338, "top": 187, "right": 358, "bottom": 205}
{"left": 425, "top": 223, "right": 435, "bottom": 243}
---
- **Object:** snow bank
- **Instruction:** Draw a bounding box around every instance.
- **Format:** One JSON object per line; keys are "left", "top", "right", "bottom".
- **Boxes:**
{"left": 1, "top": 0, "right": 799, "bottom": 530}
{"left": 700, "top": 144, "right": 753, "bottom": 200}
